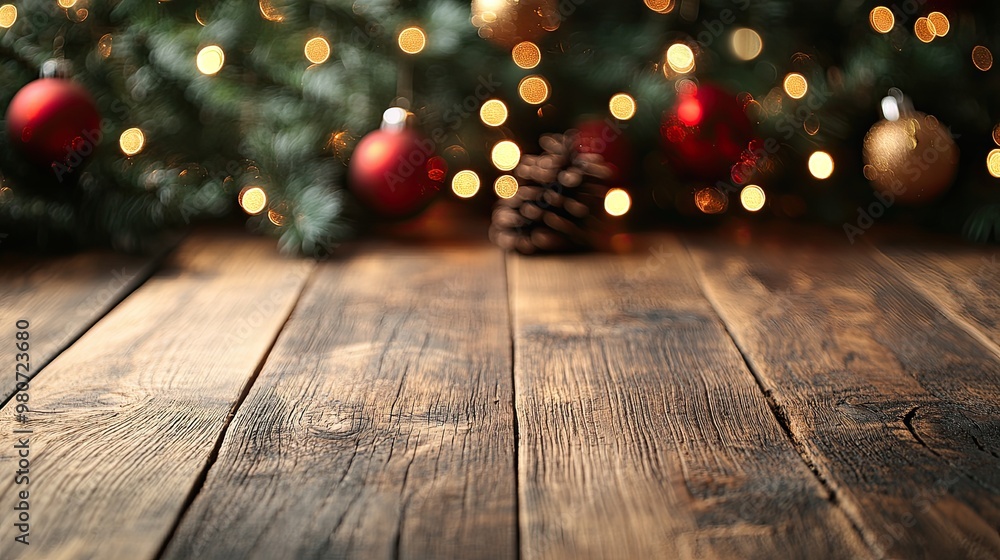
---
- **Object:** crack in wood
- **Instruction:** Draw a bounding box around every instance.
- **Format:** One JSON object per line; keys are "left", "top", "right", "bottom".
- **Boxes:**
{"left": 901, "top": 406, "right": 937, "bottom": 456}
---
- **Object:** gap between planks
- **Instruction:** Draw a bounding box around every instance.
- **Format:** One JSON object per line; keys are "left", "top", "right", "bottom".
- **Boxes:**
{"left": 679, "top": 239, "right": 878, "bottom": 556}
{"left": 152, "top": 262, "right": 322, "bottom": 560}
{"left": 0, "top": 234, "right": 181, "bottom": 410}
{"left": 684, "top": 229, "right": 1000, "bottom": 558}
{"left": 503, "top": 252, "right": 524, "bottom": 560}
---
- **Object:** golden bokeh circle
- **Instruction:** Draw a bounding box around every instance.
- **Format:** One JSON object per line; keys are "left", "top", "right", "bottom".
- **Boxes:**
{"left": 808, "top": 151, "right": 835, "bottom": 180}
{"left": 783, "top": 73, "right": 808, "bottom": 99}
{"left": 239, "top": 187, "right": 268, "bottom": 215}
{"left": 196, "top": 45, "right": 225, "bottom": 75}
{"left": 259, "top": 0, "right": 284, "bottom": 22}
{"left": 267, "top": 207, "right": 286, "bottom": 226}
{"left": 480, "top": 99, "right": 509, "bottom": 127}
{"left": 993, "top": 124, "right": 1000, "bottom": 147}
{"left": 512, "top": 41, "right": 541, "bottom": 69}
{"left": 518, "top": 76, "right": 550, "bottom": 105}
{"left": 694, "top": 187, "right": 728, "bottom": 214}
{"left": 928, "top": 12, "right": 949, "bottom": 37}
{"left": 740, "top": 185, "right": 766, "bottom": 212}
{"left": 666, "top": 43, "right": 696, "bottom": 74}
{"left": 643, "top": 0, "right": 674, "bottom": 14}
{"left": 0, "top": 4, "right": 16, "bottom": 28}
{"left": 57, "top": 0, "right": 76, "bottom": 8}
{"left": 731, "top": 28, "right": 763, "bottom": 61}
{"left": 494, "top": 175, "right": 519, "bottom": 199}
{"left": 119, "top": 128, "right": 145, "bottom": 156}
{"left": 98, "top": 33, "right": 114, "bottom": 58}
{"left": 973, "top": 46, "right": 993, "bottom": 71}
{"left": 988, "top": 150, "right": 1000, "bottom": 179}
{"left": 452, "top": 170, "right": 481, "bottom": 198}
{"left": 914, "top": 17, "right": 936, "bottom": 43}
{"left": 609, "top": 93, "right": 637, "bottom": 121}
{"left": 304, "top": 37, "right": 331, "bottom": 64}
{"left": 491, "top": 140, "right": 521, "bottom": 171}
{"left": 604, "top": 188, "right": 631, "bottom": 217}
{"left": 398, "top": 27, "right": 427, "bottom": 55}
{"left": 869, "top": 7, "right": 894, "bottom": 34}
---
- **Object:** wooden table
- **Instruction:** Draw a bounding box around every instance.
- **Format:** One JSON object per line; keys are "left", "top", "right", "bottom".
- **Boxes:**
{"left": 1, "top": 225, "right": 998, "bottom": 559}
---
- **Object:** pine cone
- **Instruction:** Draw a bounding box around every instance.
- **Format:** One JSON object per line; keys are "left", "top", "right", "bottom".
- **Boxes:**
{"left": 489, "top": 132, "right": 613, "bottom": 254}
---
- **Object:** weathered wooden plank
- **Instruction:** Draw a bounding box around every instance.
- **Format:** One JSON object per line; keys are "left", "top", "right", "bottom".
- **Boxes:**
{"left": 162, "top": 245, "right": 517, "bottom": 560}
{"left": 0, "top": 248, "right": 165, "bottom": 403}
{"left": 875, "top": 239, "right": 1000, "bottom": 355}
{"left": 0, "top": 233, "right": 313, "bottom": 559}
{"left": 687, "top": 230, "right": 1000, "bottom": 559}
{"left": 510, "top": 236, "right": 868, "bottom": 559}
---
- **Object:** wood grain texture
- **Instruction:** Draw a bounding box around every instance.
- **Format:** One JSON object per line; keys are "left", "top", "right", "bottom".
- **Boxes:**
{"left": 0, "top": 233, "right": 313, "bottom": 559}
{"left": 162, "top": 245, "right": 516, "bottom": 560}
{"left": 686, "top": 230, "right": 1000, "bottom": 559}
{"left": 510, "top": 235, "right": 868, "bottom": 559}
{"left": 876, "top": 239, "right": 1000, "bottom": 356}
{"left": 0, "top": 249, "right": 164, "bottom": 403}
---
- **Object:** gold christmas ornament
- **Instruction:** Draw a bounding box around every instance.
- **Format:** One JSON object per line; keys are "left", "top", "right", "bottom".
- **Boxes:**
{"left": 471, "top": 0, "right": 558, "bottom": 48}
{"left": 862, "top": 112, "right": 959, "bottom": 205}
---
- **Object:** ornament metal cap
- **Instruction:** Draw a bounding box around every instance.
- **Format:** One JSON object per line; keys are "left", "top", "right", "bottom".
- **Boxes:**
{"left": 380, "top": 107, "right": 410, "bottom": 132}
{"left": 40, "top": 58, "right": 73, "bottom": 79}
{"left": 880, "top": 88, "right": 913, "bottom": 122}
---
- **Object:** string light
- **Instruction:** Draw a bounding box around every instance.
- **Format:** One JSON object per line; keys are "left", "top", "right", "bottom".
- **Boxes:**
{"left": 803, "top": 114, "right": 821, "bottom": 135}
{"left": 928, "top": 12, "right": 949, "bottom": 37}
{"left": 512, "top": 41, "right": 541, "bottom": 69}
{"left": 239, "top": 187, "right": 268, "bottom": 215}
{"left": 98, "top": 33, "right": 113, "bottom": 58}
{"left": 0, "top": 4, "right": 16, "bottom": 28}
{"left": 666, "top": 43, "right": 695, "bottom": 74}
{"left": 783, "top": 73, "right": 808, "bottom": 99}
{"left": 731, "top": 28, "right": 763, "bottom": 61}
{"left": 604, "top": 188, "right": 631, "bottom": 216}
{"left": 57, "top": 0, "right": 76, "bottom": 8}
{"left": 491, "top": 140, "right": 521, "bottom": 171}
{"left": 494, "top": 175, "right": 519, "bottom": 199}
{"left": 452, "top": 170, "right": 481, "bottom": 198}
{"left": 196, "top": 45, "right": 225, "bottom": 75}
{"left": 267, "top": 207, "right": 286, "bottom": 226}
{"left": 988, "top": 150, "right": 1000, "bottom": 178}
{"left": 304, "top": 37, "right": 331, "bottom": 64}
{"left": 398, "top": 27, "right": 426, "bottom": 55}
{"left": 119, "top": 128, "right": 145, "bottom": 156}
{"left": 973, "top": 46, "right": 993, "bottom": 71}
{"left": 643, "top": 0, "right": 674, "bottom": 13}
{"left": 808, "top": 151, "right": 835, "bottom": 179}
{"left": 328, "top": 131, "right": 353, "bottom": 159}
{"left": 694, "top": 187, "right": 727, "bottom": 214}
{"left": 259, "top": 0, "right": 284, "bottom": 22}
{"left": 992, "top": 124, "right": 1000, "bottom": 147}
{"left": 869, "top": 7, "right": 894, "bottom": 34}
{"left": 609, "top": 93, "right": 636, "bottom": 120}
{"left": 740, "top": 185, "right": 766, "bottom": 211}
{"left": 480, "top": 99, "right": 509, "bottom": 127}
{"left": 518, "top": 75, "right": 550, "bottom": 105}
{"left": 914, "top": 17, "right": 936, "bottom": 43}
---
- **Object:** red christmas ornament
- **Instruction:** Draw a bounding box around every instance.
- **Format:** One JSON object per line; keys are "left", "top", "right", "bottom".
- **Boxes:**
{"left": 5, "top": 78, "right": 102, "bottom": 169}
{"left": 348, "top": 128, "right": 443, "bottom": 218}
{"left": 574, "top": 117, "right": 632, "bottom": 181}
{"left": 660, "top": 82, "right": 756, "bottom": 183}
